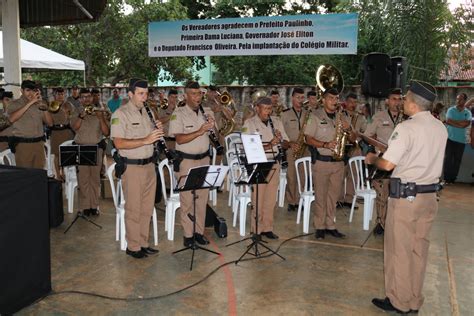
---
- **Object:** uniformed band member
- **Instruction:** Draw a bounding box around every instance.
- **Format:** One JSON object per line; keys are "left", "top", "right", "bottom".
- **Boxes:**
{"left": 304, "top": 88, "right": 355, "bottom": 240}
{"left": 270, "top": 89, "right": 285, "bottom": 117}
{"left": 364, "top": 88, "right": 402, "bottom": 233}
{"left": 338, "top": 93, "right": 367, "bottom": 207}
{"left": 158, "top": 88, "right": 178, "bottom": 150}
{"left": 67, "top": 85, "right": 81, "bottom": 108}
{"left": 0, "top": 91, "right": 14, "bottom": 152}
{"left": 71, "top": 88, "right": 110, "bottom": 216}
{"left": 242, "top": 96, "right": 289, "bottom": 239}
{"left": 281, "top": 87, "right": 309, "bottom": 212}
{"left": 169, "top": 81, "right": 216, "bottom": 248}
{"left": 366, "top": 81, "right": 447, "bottom": 314}
{"left": 306, "top": 90, "right": 318, "bottom": 110}
{"left": 7, "top": 80, "right": 53, "bottom": 169}
{"left": 49, "top": 87, "right": 75, "bottom": 179}
{"left": 111, "top": 78, "right": 163, "bottom": 259}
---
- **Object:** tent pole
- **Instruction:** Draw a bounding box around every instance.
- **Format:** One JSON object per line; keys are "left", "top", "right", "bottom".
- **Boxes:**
{"left": 2, "top": 0, "right": 22, "bottom": 97}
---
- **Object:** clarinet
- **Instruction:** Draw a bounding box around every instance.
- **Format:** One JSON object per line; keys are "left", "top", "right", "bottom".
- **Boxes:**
{"left": 143, "top": 102, "right": 177, "bottom": 162}
{"left": 198, "top": 104, "right": 224, "bottom": 155}
{"left": 267, "top": 116, "right": 288, "bottom": 168}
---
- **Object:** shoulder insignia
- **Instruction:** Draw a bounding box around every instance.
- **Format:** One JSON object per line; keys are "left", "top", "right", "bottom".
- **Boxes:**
{"left": 241, "top": 127, "right": 248, "bottom": 133}
{"left": 170, "top": 114, "right": 177, "bottom": 121}
{"left": 111, "top": 118, "right": 119, "bottom": 125}
{"left": 390, "top": 131, "right": 399, "bottom": 140}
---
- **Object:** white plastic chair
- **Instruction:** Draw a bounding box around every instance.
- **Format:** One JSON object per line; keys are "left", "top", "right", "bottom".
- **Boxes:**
{"left": 44, "top": 139, "right": 55, "bottom": 177}
{"left": 295, "top": 157, "right": 315, "bottom": 233}
{"left": 226, "top": 148, "right": 239, "bottom": 208}
{"left": 60, "top": 140, "right": 78, "bottom": 214}
{"left": 0, "top": 149, "right": 15, "bottom": 165}
{"left": 208, "top": 147, "right": 217, "bottom": 206}
{"left": 107, "top": 163, "right": 159, "bottom": 250}
{"left": 158, "top": 158, "right": 181, "bottom": 241}
{"left": 348, "top": 156, "right": 377, "bottom": 231}
{"left": 229, "top": 157, "right": 251, "bottom": 236}
{"left": 277, "top": 167, "right": 287, "bottom": 207}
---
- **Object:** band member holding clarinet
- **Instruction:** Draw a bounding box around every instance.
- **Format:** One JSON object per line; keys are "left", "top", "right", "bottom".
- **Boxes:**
{"left": 242, "top": 97, "right": 289, "bottom": 239}
{"left": 111, "top": 79, "right": 163, "bottom": 259}
{"left": 169, "top": 81, "right": 218, "bottom": 248}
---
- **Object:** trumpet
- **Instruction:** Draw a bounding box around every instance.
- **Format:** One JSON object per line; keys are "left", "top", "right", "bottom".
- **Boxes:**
{"left": 160, "top": 98, "right": 169, "bottom": 110}
{"left": 84, "top": 105, "right": 109, "bottom": 115}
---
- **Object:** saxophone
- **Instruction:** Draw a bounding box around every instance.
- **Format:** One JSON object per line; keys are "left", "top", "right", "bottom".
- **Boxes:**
{"left": 293, "top": 107, "right": 312, "bottom": 159}
{"left": 332, "top": 107, "right": 349, "bottom": 161}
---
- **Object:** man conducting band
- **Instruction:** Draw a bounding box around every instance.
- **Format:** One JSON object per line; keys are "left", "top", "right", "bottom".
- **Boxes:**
{"left": 169, "top": 81, "right": 216, "bottom": 248}
{"left": 111, "top": 79, "right": 163, "bottom": 259}
{"left": 49, "top": 87, "right": 75, "bottom": 179}
{"left": 366, "top": 81, "right": 447, "bottom": 314}
{"left": 71, "top": 88, "right": 110, "bottom": 217}
{"left": 281, "top": 87, "right": 309, "bottom": 212}
{"left": 242, "top": 97, "right": 289, "bottom": 239}
{"left": 305, "top": 88, "right": 355, "bottom": 240}
{"left": 364, "top": 88, "right": 403, "bottom": 234}
{"left": 7, "top": 80, "right": 53, "bottom": 169}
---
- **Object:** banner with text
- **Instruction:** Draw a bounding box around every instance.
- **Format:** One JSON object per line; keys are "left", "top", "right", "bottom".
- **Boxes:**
{"left": 148, "top": 13, "right": 358, "bottom": 57}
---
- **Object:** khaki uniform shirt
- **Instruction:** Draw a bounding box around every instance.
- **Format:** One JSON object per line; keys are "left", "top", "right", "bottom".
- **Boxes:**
{"left": 168, "top": 104, "right": 215, "bottom": 154}
{"left": 111, "top": 101, "right": 155, "bottom": 159}
{"left": 7, "top": 95, "right": 45, "bottom": 138}
{"left": 383, "top": 111, "right": 447, "bottom": 185}
{"left": 346, "top": 111, "right": 367, "bottom": 134}
{"left": 364, "top": 110, "right": 401, "bottom": 144}
{"left": 242, "top": 115, "right": 289, "bottom": 158}
{"left": 158, "top": 105, "right": 176, "bottom": 137}
{"left": 203, "top": 98, "right": 224, "bottom": 130}
{"left": 71, "top": 105, "right": 105, "bottom": 145}
{"left": 281, "top": 107, "right": 312, "bottom": 142}
{"left": 51, "top": 101, "right": 74, "bottom": 125}
{"left": 66, "top": 96, "right": 81, "bottom": 109}
{"left": 304, "top": 108, "right": 350, "bottom": 156}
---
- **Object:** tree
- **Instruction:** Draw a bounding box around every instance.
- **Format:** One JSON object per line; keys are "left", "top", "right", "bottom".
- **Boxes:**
{"left": 21, "top": 0, "right": 196, "bottom": 86}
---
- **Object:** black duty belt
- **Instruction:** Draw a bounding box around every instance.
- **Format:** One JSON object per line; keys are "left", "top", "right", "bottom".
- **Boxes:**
{"left": 164, "top": 137, "right": 176, "bottom": 141}
{"left": 0, "top": 136, "right": 9, "bottom": 142}
{"left": 177, "top": 150, "right": 210, "bottom": 160}
{"left": 123, "top": 156, "right": 155, "bottom": 165}
{"left": 389, "top": 177, "right": 442, "bottom": 199}
{"left": 9, "top": 136, "right": 45, "bottom": 143}
{"left": 50, "top": 124, "right": 71, "bottom": 131}
{"left": 315, "top": 155, "right": 340, "bottom": 162}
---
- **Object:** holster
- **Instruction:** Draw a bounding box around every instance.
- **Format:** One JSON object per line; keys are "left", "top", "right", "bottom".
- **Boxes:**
{"left": 113, "top": 150, "right": 127, "bottom": 178}
{"left": 173, "top": 152, "right": 183, "bottom": 172}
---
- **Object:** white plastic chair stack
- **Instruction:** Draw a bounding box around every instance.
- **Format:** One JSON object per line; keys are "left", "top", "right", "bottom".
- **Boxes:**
{"left": 44, "top": 140, "right": 55, "bottom": 177}
{"left": 107, "top": 163, "right": 159, "bottom": 250}
{"left": 158, "top": 158, "right": 181, "bottom": 241}
{"left": 277, "top": 167, "right": 287, "bottom": 207}
{"left": 208, "top": 147, "right": 218, "bottom": 206}
{"left": 348, "top": 156, "right": 377, "bottom": 231}
{"left": 0, "top": 149, "right": 15, "bottom": 166}
{"left": 226, "top": 148, "right": 239, "bottom": 208}
{"left": 60, "top": 140, "right": 78, "bottom": 213}
{"left": 229, "top": 157, "right": 251, "bottom": 236}
{"left": 295, "top": 157, "right": 315, "bottom": 233}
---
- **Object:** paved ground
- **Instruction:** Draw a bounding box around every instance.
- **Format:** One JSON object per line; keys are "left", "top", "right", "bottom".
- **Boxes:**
{"left": 20, "top": 182, "right": 473, "bottom": 315}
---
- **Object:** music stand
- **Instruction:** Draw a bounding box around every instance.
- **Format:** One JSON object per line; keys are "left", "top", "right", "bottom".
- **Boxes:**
{"left": 172, "top": 165, "right": 225, "bottom": 271}
{"left": 60, "top": 144, "right": 102, "bottom": 234}
{"left": 226, "top": 141, "right": 285, "bottom": 264}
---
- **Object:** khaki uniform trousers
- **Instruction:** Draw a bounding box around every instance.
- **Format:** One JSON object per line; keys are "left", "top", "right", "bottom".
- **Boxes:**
{"left": 372, "top": 178, "right": 390, "bottom": 227}
{"left": 384, "top": 193, "right": 438, "bottom": 312}
{"left": 50, "top": 129, "right": 74, "bottom": 177}
{"left": 15, "top": 142, "right": 45, "bottom": 169}
{"left": 77, "top": 148, "right": 103, "bottom": 210}
{"left": 312, "top": 160, "right": 344, "bottom": 230}
{"left": 122, "top": 163, "right": 157, "bottom": 251}
{"left": 176, "top": 157, "right": 210, "bottom": 238}
{"left": 285, "top": 148, "right": 306, "bottom": 206}
{"left": 251, "top": 163, "right": 280, "bottom": 234}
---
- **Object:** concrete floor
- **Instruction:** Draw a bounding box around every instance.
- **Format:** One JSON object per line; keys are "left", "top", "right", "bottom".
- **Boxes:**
{"left": 21, "top": 182, "right": 473, "bottom": 315}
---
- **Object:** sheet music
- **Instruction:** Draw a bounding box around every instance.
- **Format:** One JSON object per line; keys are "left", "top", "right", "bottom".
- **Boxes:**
{"left": 205, "top": 165, "right": 229, "bottom": 188}
{"left": 241, "top": 133, "right": 267, "bottom": 164}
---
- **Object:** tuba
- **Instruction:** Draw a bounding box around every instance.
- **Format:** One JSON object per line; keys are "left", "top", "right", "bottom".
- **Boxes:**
{"left": 315, "top": 64, "right": 347, "bottom": 160}
{"left": 216, "top": 91, "right": 236, "bottom": 136}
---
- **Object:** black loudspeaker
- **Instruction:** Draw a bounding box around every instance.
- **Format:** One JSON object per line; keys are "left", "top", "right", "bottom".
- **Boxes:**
{"left": 390, "top": 56, "right": 408, "bottom": 92}
{"left": 362, "top": 53, "right": 392, "bottom": 98}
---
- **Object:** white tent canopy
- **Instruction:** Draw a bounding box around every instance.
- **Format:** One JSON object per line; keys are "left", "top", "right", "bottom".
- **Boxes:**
{"left": 0, "top": 31, "right": 85, "bottom": 71}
